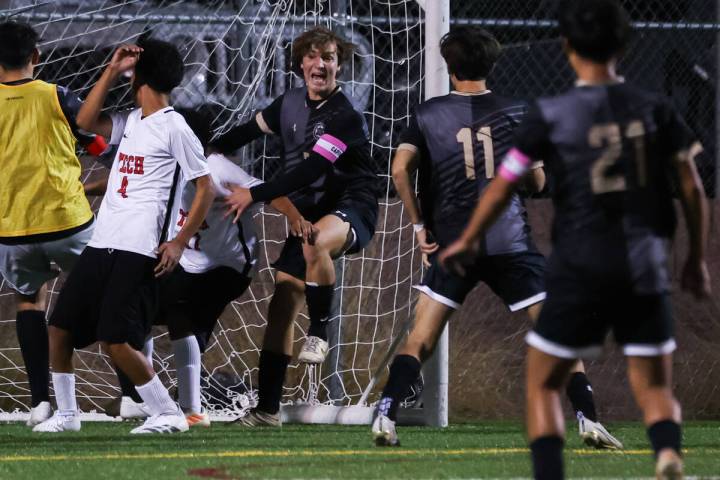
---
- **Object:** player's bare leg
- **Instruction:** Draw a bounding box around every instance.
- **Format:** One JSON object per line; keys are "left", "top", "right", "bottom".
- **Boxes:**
{"left": 526, "top": 346, "right": 576, "bottom": 479}
{"left": 373, "top": 293, "right": 453, "bottom": 446}
{"left": 627, "top": 354, "right": 683, "bottom": 479}
{"left": 527, "top": 303, "right": 621, "bottom": 449}
{"left": 233, "top": 272, "right": 304, "bottom": 427}
{"left": 15, "top": 286, "right": 53, "bottom": 425}
{"left": 299, "top": 214, "right": 351, "bottom": 363}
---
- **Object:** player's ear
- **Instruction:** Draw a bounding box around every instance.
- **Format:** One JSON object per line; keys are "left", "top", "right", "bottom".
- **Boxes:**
{"left": 31, "top": 48, "right": 40, "bottom": 66}
{"left": 561, "top": 38, "right": 572, "bottom": 56}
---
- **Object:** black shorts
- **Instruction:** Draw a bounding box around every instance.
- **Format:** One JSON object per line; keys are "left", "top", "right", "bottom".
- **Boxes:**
{"left": 49, "top": 247, "right": 157, "bottom": 350}
{"left": 417, "top": 250, "right": 546, "bottom": 311}
{"left": 527, "top": 260, "right": 675, "bottom": 358}
{"left": 155, "top": 266, "right": 251, "bottom": 352}
{"left": 273, "top": 200, "right": 377, "bottom": 281}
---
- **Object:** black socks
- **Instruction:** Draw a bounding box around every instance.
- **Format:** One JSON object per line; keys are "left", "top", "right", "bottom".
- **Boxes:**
{"left": 256, "top": 349, "right": 291, "bottom": 415}
{"left": 16, "top": 310, "right": 49, "bottom": 407}
{"left": 566, "top": 372, "right": 597, "bottom": 422}
{"left": 305, "top": 284, "right": 334, "bottom": 341}
{"left": 530, "top": 435, "right": 564, "bottom": 480}
{"left": 377, "top": 354, "right": 422, "bottom": 421}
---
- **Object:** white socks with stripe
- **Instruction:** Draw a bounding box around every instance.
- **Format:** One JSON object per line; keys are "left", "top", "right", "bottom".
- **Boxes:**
{"left": 172, "top": 336, "right": 202, "bottom": 413}
{"left": 135, "top": 375, "right": 177, "bottom": 416}
{"left": 52, "top": 372, "right": 77, "bottom": 415}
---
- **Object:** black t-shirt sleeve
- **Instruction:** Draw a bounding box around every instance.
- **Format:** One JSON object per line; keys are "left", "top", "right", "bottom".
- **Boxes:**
{"left": 259, "top": 94, "right": 284, "bottom": 134}
{"left": 398, "top": 112, "right": 425, "bottom": 150}
{"left": 56, "top": 85, "right": 95, "bottom": 146}
{"left": 512, "top": 102, "right": 551, "bottom": 160}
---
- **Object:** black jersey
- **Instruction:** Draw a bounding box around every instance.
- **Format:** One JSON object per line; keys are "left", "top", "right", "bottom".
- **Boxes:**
{"left": 259, "top": 87, "right": 379, "bottom": 220}
{"left": 400, "top": 91, "right": 533, "bottom": 252}
{"left": 513, "top": 82, "right": 700, "bottom": 294}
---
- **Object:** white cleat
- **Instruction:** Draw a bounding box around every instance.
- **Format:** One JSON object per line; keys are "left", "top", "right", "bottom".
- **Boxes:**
{"left": 120, "top": 396, "right": 151, "bottom": 420}
{"left": 656, "top": 449, "right": 684, "bottom": 480}
{"left": 185, "top": 409, "right": 211, "bottom": 428}
{"left": 130, "top": 408, "right": 189, "bottom": 434}
{"left": 32, "top": 411, "right": 81, "bottom": 432}
{"left": 372, "top": 414, "right": 400, "bottom": 447}
{"left": 230, "top": 408, "right": 281, "bottom": 427}
{"left": 26, "top": 401, "right": 53, "bottom": 427}
{"left": 578, "top": 413, "right": 623, "bottom": 450}
{"left": 298, "top": 336, "right": 329, "bottom": 364}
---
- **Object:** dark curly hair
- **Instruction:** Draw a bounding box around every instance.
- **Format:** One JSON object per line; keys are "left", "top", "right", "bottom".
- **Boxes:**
{"left": 133, "top": 38, "right": 185, "bottom": 93}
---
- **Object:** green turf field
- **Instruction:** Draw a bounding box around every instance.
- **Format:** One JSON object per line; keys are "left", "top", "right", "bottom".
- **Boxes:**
{"left": 0, "top": 421, "right": 717, "bottom": 479}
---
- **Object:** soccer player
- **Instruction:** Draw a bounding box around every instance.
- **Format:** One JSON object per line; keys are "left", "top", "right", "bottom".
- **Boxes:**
{"left": 371, "top": 26, "right": 620, "bottom": 450}
{"left": 33, "top": 40, "right": 214, "bottom": 434}
{"left": 213, "top": 27, "right": 378, "bottom": 426}
{"left": 440, "top": 1, "right": 710, "bottom": 477}
{"left": 0, "top": 21, "right": 106, "bottom": 427}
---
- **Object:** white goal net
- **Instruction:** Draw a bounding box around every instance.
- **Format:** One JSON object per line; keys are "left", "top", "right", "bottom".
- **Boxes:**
{"left": 0, "top": 0, "right": 430, "bottom": 422}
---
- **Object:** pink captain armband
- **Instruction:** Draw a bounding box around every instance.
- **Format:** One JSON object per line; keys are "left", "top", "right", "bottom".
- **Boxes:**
{"left": 498, "top": 148, "right": 532, "bottom": 183}
{"left": 312, "top": 134, "right": 347, "bottom": 163}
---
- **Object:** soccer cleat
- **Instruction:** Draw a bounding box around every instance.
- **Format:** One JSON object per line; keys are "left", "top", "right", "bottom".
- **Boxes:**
{"left": 578, "top": 413, "right": 623, "bottom": 450}
{"left": 230, "top": 408, "right": 281, "bottom": 427}
{"left": 130, "top": 409, "right": 189, "bottom": 434}
{"left": 120, "top": 396, "right": 151, "bottom": 420}
{"left": 32, "top": 411, "right": 81, "bottom": 432}
{"left": 655, "top": 449, "right": 683, "bottom": 480}
{"left": 372, "top": 414, "right": 400, "bottom": 447}
{"left": 26, "top": 401, "right": 53, "bottom": 427}
{"left": 185, "top": 409, "right": 211, "bottom": 428}
{"left": 298, "top": 336, "right": 329, "bottom": 364}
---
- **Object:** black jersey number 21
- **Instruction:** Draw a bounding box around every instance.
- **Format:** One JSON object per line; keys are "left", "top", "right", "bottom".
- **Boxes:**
{"left": 589, "top": 120, "right": 647, "bottom": 194}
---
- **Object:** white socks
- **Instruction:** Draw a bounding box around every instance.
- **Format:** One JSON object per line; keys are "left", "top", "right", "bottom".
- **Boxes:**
{"left": 135, "top": 375, "right": 177, "bottom": 416}
{"left": 172, "top": 336, "right": 202, "bottom": 414}
{"left": 52, "top": 372, "right": 77, "bottom": 415}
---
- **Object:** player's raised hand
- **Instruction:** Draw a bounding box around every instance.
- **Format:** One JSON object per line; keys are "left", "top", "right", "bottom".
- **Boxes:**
{"left": 223, "top": 183, "right": 253, "bottom": 223}
{"left": 681, "top": 257, "right": 711, "bottom": 299}
{"left": 290, "top": 216, "right": 317, "bottom": 245}
{"left": 108, "top": 44, "right": 143, "bottom": 75}
{"left": 438, "top": 237, "right": 478, "bottom": 277}
{"left": 154, "top": 239, "right": 184, "bottom": 277}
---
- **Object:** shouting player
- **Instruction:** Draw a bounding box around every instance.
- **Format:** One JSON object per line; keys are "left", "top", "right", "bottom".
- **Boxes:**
{"left": 0, "top": 21, "right": 106, "bottom": 427}
{"left": 213, "top": 27, "right": 378, "bottom": 426}
{"left": 441, "top": 1, "right": 710, "bottom": 478}
{"left": 33, "top": 40, "right": 214, "bottom": 434}
{"left": 372, "top": 26, "right": 620, "bottom": 450}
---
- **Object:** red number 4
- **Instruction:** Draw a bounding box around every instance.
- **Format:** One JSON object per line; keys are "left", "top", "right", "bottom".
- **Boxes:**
{"left": 117, "top": 176, "right": 129, "bottom": 198}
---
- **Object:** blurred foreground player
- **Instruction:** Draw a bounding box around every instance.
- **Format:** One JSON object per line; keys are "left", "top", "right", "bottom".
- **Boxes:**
{"left": 373, "top": 26, "right": 619, "bottom": 450}
{"left": 34, "top": 40, "right": 214, "bottom": 434}
{"left": 441, "top": 1, "right": 710, "bottom": 478}
{"left": 0, "top": 21, "right": 106, "bottom": 427}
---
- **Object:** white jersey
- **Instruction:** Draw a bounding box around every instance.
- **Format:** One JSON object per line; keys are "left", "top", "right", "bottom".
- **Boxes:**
{"left": 88, "top": 107, "right": 210, "bottom": 258}
{"left": 177, "top": 153, "right": 262, "bottom": 275}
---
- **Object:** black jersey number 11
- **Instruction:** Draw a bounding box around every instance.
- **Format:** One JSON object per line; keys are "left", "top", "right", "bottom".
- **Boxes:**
{"left": 589, "top": 120, "right": 647, "bottom": 194}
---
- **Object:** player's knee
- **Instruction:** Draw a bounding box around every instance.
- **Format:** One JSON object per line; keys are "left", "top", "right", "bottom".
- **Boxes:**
{"left": 302, "top": 242, "right": 331, "bottom": 265}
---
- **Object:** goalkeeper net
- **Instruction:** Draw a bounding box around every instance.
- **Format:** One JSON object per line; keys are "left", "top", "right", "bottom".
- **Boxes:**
{"left": 0, "top": 0, "right": 428, "bottom": 422}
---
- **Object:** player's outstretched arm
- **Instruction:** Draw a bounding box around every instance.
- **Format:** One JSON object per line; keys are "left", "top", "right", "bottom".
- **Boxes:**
{"left": 674, "top": 143, "right": 711, "bottom": 298}
{"left": 210, "top": 115, "right": 267, "bottom": 153}
{"left": 76, "top": 44, "right": 142, "bottom": 138}
{"left": 439, "top": 148, "right": 529, "bottom": 275}
{"left": 155, "top": 174, "right": 215, "bottom": 277}
{"left": 269, "top": 197, "right": 317, "bottom": 243}
{"left": 392, "top": 147, "right": 438, "bottom": 265}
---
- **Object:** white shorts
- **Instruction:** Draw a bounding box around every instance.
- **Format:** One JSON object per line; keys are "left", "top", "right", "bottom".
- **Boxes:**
{"left": 0, "top": 222, "right": 94, "bottom": 295}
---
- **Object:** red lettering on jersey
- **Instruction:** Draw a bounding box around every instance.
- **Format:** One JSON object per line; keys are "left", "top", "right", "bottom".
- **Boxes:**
{"left": 118, "top": 152, "right": 127, "bottom": 173}
{"left": 177, "top": 208, "right": 188, "bottom": 227}
{"left": 118, "top": 175, "right": 129, "bottom": 198}
{"left": 134, "top": 156, "right": 144, "bottom": 174}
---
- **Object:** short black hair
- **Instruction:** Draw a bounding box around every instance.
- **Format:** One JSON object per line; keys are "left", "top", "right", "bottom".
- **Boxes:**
{"left": 133, "top": 38, "right": 184, "bottom": 93}
{"left": 440, "top": 27, "right": 501, "bottom": 81}
{"left": 558, "top": 0, "right": 631, "bottom": 63}
{"left": 0, "top": 21, "right": 38, "bottom": 69}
